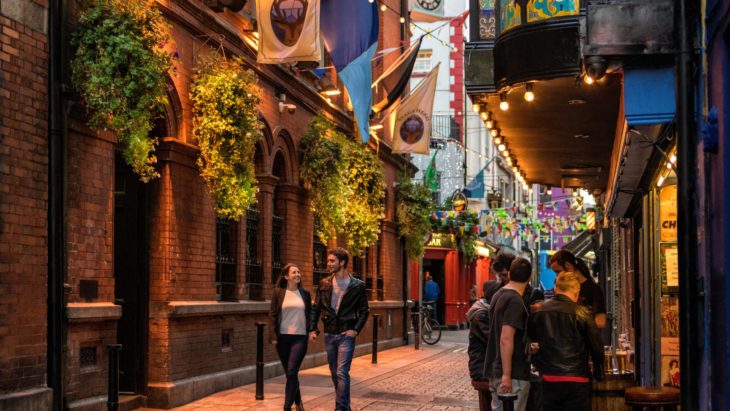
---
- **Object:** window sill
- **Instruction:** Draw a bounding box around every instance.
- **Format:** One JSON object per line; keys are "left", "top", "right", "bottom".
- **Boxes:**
{"left": 66, "top": 303, "right": 122, "bottom": 323}
{"left": 159, "top": 300, "right": 271, "bottom": 318}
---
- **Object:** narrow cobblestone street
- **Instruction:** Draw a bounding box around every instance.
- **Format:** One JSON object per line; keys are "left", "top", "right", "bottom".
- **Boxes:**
{"left": 142, "top": 330, "right": 477, "bottom": 411}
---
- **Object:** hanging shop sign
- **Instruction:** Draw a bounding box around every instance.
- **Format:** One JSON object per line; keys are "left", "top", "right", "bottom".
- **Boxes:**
{"left": 426, "top": 233, "right": 456, "bottom": 249}
{"left": 659, "top": 185, "right": 678, "bottom": 242}
{"left": 452, "top": 192, "right": 468, "bottom": 212}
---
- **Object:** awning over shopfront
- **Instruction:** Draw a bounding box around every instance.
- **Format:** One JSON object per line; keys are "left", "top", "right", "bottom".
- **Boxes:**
{"left": 606, "top": 67, "right": 676, "bottom": 218}
{"left": 561, "top": 230, "right": 595, "bottom": 259}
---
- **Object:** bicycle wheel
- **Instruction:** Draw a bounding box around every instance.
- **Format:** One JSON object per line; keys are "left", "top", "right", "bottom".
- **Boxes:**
{"left": 421, "top": 318, "right": 441, "bottom": 345}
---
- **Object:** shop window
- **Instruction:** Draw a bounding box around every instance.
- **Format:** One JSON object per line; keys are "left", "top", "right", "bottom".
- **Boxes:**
{"left": 272, "top": 214, "right": 283, "bottom": 284}
{"left": 216, "top": 218, "right": 238, "bottom": 301}
{"left": 313, "top": 220, "right": 328, "bottom": 287}
{"left": 245, "top": 208, "right": 264, "bottom": 300}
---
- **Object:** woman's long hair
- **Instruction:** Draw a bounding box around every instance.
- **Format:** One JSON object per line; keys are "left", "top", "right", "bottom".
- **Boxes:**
{"left": 276, "top": 263, "right": 301, "bottom": 289}
{"left": 551, "top": 250, "right": 593, "bottom": 280}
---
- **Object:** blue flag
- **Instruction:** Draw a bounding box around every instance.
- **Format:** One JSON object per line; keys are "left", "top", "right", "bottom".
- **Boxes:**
{"left": 463, "top": 168, "right": 485, "bottom": 198}
{"left": 321, "top": 0, "right": 379, "bottom": 143}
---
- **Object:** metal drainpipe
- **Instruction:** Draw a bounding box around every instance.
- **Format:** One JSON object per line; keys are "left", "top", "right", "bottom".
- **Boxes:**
{"left": 48, "top": 0, "right": 66, "bottom": 409}
{"left": 676, "top": 0, "right": 699, "bottom": 408}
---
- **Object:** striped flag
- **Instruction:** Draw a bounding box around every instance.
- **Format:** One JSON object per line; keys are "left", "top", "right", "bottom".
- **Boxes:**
{"left": 321, "top": 0, "right": 379, "bottom": 142}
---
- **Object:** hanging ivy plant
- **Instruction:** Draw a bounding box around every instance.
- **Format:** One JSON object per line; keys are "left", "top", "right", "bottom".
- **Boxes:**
{"left": 300, "top": 114, "right": 384, "bottom": 256}
{"left": 71, "top": 0, "right": 172, "bottom": 182}
{"left": 342, "top": 140, "right": 385, "bottom": 256}
{"left": 191, "top": 56, "right": 262, "bottom": 220}
{"left": 300, "top": 115, "right": 348, "bottom": 241}
{"left": 395, "top": 173, "right": 434, "bottom": 260}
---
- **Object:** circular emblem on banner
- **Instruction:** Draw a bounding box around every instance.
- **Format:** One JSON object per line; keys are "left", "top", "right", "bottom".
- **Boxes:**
{"left": 416, "top": 0, "right": 441, "bottom": 11}
{"left": 270, "top": 0, "right": 308, "bottom": 47}
{"left": 452, "top": 192, "right": 468, "bottom": 212}
{"left": 399, "top": 115, "right": 425, "bottom": 144}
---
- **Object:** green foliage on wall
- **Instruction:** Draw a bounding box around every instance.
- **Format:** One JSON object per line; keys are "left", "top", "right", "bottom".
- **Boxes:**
{"left": 395, "top": 174, "right": 434, "bottom": 260}
{"left": 191, "top": 56, "right": 262, "bottom": 220}
{"left": 71, "top": 0, "right": 172, "bottom": 182}
{"left": 300, "top": 114, "right": 385, "bottom": 256}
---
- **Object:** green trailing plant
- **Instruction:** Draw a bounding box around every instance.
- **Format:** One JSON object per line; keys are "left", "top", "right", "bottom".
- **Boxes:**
{"left": 191, "top": 56, "right": 262, "bottom": 220}
{"left": 342, "top": 140, "right": 385, "bottom": 256}
{"left": 71, "top": 0, "right": 172, "bottom": 182}
{"left": 300, "top": 115, "right": 348, "bottom": 241}
{"left": 395, "top": 174, "right": 434, "bottom": 260}
{"left": 300, "top": 114, "right": 385, "bottom": 256}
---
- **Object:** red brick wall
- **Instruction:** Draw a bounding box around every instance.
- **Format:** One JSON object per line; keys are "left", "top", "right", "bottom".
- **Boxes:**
{"left": 66, "top": 125, "right": 115, "bottom": 303}
{"left": 0, "top": 2, "right": 49, "bottom": 392}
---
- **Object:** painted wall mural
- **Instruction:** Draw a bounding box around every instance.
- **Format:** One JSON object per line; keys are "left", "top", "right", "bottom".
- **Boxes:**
{"left": 479, "top": 0, "right": 496, "bottom": 40}
{"left": 500, "top": 0, "right": 580, "bottom": 33}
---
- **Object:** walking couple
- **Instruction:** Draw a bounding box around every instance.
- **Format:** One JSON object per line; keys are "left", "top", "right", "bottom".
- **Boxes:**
{"left": 269, "top": 247, "right": 369, "bottom": 411}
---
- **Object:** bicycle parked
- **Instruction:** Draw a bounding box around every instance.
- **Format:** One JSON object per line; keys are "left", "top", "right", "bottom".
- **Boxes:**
{"left": 419, "top": 302, "right": 442, "bottom": 345}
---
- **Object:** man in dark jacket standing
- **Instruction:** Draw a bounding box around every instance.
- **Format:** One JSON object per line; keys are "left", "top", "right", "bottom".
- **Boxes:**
{"left": 467, "top": 280, "right": 501, "bottom": 380}
{"left": 528, "top": 272, "right": 604, "bottom": 411}
{"left": 310, "top": 247, "right": 369, "bottom": 411}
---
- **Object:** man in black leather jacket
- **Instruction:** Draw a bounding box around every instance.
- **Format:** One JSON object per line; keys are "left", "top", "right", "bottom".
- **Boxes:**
{"left": 309, "top": 247, "right": 369, "bottom": 411}
{"left": 528, "top": 272, "right": 604, "bottom": 411}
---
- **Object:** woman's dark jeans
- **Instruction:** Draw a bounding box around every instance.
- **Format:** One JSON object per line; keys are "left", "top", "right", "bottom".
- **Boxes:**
{"left": 276, "top": 334, "right": 308, "bottom": 409}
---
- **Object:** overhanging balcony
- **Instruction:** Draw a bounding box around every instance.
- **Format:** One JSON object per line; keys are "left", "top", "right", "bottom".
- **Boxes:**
{"left": 465, "top": 0, "right": 676, "bottom": 193}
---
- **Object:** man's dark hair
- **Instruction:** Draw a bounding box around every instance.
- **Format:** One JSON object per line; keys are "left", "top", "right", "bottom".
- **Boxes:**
{"left": 509, "top": 257, "right": 532, "bottom": 283}
{"left": 492, "top": 252, "right": 515, "bottom": 273}
{"left": 483, "top": 280, "right": 501, "bottom": 303}
{"left": 328, "top": 247, "right": 349, "bottom": 268}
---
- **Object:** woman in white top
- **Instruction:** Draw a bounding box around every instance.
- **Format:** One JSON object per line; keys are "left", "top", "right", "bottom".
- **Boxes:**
{"left": 269, "top": 263, "right": 311, "bottom": 411}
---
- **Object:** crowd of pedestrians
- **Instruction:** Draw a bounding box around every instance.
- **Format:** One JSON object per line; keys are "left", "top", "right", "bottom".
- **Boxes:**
{"left": 467, "top": 250, "right": 607, "bottom": 411}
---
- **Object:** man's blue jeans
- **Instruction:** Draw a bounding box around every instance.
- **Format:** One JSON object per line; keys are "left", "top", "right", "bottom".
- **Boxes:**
{"left": 325, "top": 333, "right": 356, "bottom": 411}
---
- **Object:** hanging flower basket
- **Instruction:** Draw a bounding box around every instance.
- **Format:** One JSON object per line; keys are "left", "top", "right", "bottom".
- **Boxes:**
{"left": 191, "top": 56, "right": 262, "bottom": 220}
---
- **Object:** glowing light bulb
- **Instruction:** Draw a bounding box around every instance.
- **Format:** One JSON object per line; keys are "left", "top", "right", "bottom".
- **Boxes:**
{"left": 480, "top": 111, "right": 488, "bottom": 121}
{"left": 494, "top": 136, "right": 502, "bottom": 145}
{"left": 490, "top": 129, "right": 498, "bottom": 137}
{"left": 498, "top": 143, "right": 506, "bottom": 152}
{"left": 486, "top": 120, "right": 494, "bottom": 129}
{"left": 499, "top": 92, "right": 509, "bottom": 111}
{"left": 524, "top": 83, "right": 535, "bottom": 102}
{"left": 472, "top": 103, "right": 480, "bottom": 113}
{"left": 381, "top": 3, "right": 387, "bottom": 12}
{"left": 584, "top": 75, "right": 595, "bottom": 85}
{"left": 400, "top": 16, "right": 406, "bottom": 23}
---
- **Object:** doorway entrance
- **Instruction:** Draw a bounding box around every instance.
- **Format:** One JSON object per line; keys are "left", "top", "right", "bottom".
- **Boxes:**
{"left": 114, "top": 153, "right": 149, "bottom": 394}
{"left": 423, "top": 258, "right": 445, "bottom": 325}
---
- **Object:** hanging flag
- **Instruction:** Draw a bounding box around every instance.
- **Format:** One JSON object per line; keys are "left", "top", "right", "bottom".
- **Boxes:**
{"left": 256, "top": 0, "right": 322, "bottom": 64}
{"left": 463, "top": 168, "right": 485, "bottom": 198}
{"left": 371, "top": 37, "right": 423, "bottom": 114}
{"left": 390, "top": 64, "right": 440, "bottom": 154}
{"left": 321, "top": 0, "right": 379, "bottom": 142}
{"left": 424, "top": 151, "right": 439, "bottom": 191}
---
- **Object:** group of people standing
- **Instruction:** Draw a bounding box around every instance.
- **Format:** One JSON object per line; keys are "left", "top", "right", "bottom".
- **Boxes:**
{"left": 467, "top": 250, "right": 607, "bottom": 411}
{"left": 269, "top": 247, "right": 369, "bottom": 411}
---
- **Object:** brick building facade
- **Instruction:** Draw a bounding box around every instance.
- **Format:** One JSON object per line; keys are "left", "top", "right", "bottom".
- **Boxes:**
{"left": 0, "top": 0, "right": 414, "bottom": 409}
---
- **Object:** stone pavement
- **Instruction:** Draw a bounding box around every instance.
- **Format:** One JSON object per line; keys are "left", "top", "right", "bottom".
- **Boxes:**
{"left": 141, "top": 330, "right": 478, "bottom": 411}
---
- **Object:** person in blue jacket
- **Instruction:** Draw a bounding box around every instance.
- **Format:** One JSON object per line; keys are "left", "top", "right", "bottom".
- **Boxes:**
{"left": 423, "top": 271, "right": 441, "bottom": 320}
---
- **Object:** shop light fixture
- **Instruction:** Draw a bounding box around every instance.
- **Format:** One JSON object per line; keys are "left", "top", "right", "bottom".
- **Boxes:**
{"left": 368, "top": 0, "right": 375, "bottom": 3}
{"left": 524, "top": 83, "right": 535, "bottom": 102}
{"left": 505, "top": 157, "right": 513, "bottom": 166}
{"left": 400, "top": 16, "right": 406, "bottom": 23}
{"left": 480, "top": 111, "right": 489, "bottom": 121}
{"left": 583, "top": 74, "right": 595, "bottom": 85}
{"left": 572, "top": 189, "right": 579, "bottom": 197}
{"left": 320, "top": 86, "right": 341, "bottom": 96}
{"left": 498, "top": 143, "right": 506, "bottom": 152}
{"left": 512, "top": 166, "right": 519, "bottom": 174}
{"left": 486, "top": 118, "right": 494, "bottom": 129}
{"left": 546, "top": 185, "right": 552, "bottom": 196}
{"left": 499, "top": 92, "right": 509, "bottom": 111}
{"left": 494, "top": 136, "right": 503, "bottom": 145}
{"left": 501, "top": 149, "right": 509, "bottom": 157}
{"left": 490, "top": 128, "right": 499, "bottom": 137}
{"left": 657, "top": 175, "right": 665, "bottom": 187}
{"left": 381, "top": 3, "right": 387, "bottom": 12}
{"left": 523, "top": 183, "right": 529, "bottom": 191}
{"left": 670, "top": 153, "right": 677, "bottom": 164}
{"left": 472, "top": 102, "right": 480, "bottom": 113}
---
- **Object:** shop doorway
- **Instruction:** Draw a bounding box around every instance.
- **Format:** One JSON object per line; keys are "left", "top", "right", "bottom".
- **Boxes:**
{"left": 114, "top": 153, "right": 149, "bottom": 394}
{"left": 423, "top": 258, "right": 445, "bottom": 325}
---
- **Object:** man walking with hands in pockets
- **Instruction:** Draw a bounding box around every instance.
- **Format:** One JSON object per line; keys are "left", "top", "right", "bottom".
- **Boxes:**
{"left": 310, "top": 247, "right": 369, "bottom": 411}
